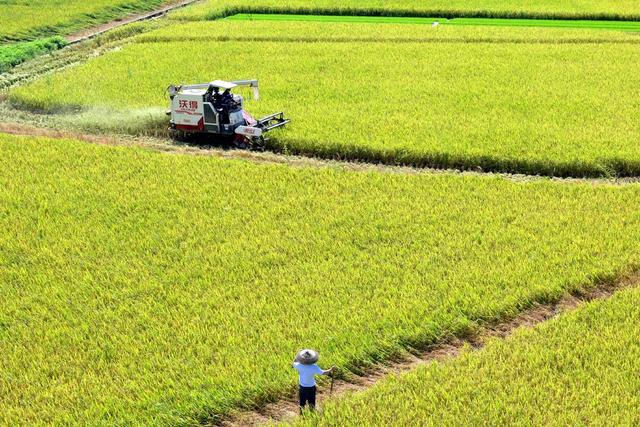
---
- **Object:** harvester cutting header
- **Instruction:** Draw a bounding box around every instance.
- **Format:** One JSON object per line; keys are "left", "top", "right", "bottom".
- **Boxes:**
{"left": 167, "top": 79, "right": 290, "bottom": 149}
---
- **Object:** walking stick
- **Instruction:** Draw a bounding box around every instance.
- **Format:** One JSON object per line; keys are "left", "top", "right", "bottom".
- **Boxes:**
{"left": 329, "top": 367, "right": 335, "bottom": 396}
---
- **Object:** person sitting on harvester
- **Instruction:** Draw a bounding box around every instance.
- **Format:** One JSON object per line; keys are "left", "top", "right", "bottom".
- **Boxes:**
{"left": 292, "top": 349, "right": 335, "bottom": 413}
{"left": 206, "top": 84, "right": 221, "bottom": 107}
{"left": 221, "top": 88, "right": 235, "bottom": 108}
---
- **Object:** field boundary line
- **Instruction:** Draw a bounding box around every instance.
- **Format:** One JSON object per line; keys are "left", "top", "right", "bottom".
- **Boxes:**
{"left": 214, "top": 270, "right": 640, "bottom": 426}
{"left": 66, "top": 0, "right": 204, "bottom": 45}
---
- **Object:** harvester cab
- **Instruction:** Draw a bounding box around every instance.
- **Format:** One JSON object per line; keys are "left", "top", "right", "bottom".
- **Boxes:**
{"left": 166, "top": 79, "right": 290, "bottom": 150}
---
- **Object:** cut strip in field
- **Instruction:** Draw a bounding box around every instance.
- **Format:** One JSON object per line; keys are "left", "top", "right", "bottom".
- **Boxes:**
{"left": 290, "top": 285, "right": 640, "bottom": 426}
{"left": 10, "top": 21, "right": 640, "bottom": 177}
{"left": 2, "top": 133, "right": 640, "bottom": 425}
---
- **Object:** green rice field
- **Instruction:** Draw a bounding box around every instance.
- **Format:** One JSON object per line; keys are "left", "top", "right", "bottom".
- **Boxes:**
{"left": 292, "top": 286, "right": 640, "bottom": 425}
{"left": 2, "top": 133, "right": 640, "bottom": 424}
{"left": 228, "top": 13, "right": 640, "bottom": 31}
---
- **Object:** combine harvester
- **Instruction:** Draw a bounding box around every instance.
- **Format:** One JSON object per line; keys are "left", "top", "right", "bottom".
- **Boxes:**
{"left": 167, "top": 79, "right": 290, "bottom": 150}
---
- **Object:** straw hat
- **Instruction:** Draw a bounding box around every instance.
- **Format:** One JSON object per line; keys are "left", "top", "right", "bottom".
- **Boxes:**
{"left": 295, "top": 349, "right": 319, "bottom": 365}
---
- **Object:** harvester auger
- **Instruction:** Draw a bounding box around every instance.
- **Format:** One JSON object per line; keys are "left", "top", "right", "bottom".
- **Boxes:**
{"left": 166, "top": 79, "right": 290, "bottom": 150}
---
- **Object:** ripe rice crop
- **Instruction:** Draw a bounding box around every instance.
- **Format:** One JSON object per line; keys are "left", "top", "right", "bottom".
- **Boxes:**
{"left": 170, "top": 0, "right": 640, "bottom": 22}
{"left": 0, "top": 0, "right": 173, "bottom": 42}
{"left": 2, "top": 133, "right": 640, "bottom": 424}
{"left": 10, "top": 21, "right": 640, "bottom": 177}
{"left": 292, "top": 286, "right": 640, "bottom": 426}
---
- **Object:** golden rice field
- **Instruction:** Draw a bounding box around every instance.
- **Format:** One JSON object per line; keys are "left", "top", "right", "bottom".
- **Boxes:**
{"left": 172, "top": 0, "right": 640, "bottom": 21}
{"left": 1, "top": 133, "right": 639, "bottom": 424}
{"left": 2, "top": 1, "right": 640, "bottom": 425}
{"left": 0, "top": 0, "right": 177, "bottom": 42}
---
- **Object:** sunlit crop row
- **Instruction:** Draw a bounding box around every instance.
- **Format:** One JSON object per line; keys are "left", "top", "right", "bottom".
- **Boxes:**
{"left": 10, "top": 21, "right": 640, "bottom": 177}
{"left": 2, "top": 133, "right": 640, "bottom": 425}
{"left": 293, "top": 286, "right": 640, "bottom": 426}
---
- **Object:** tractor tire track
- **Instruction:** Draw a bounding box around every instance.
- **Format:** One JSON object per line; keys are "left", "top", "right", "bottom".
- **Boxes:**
{"left": 213, "top": 271, "right": 640, "bottom": 426}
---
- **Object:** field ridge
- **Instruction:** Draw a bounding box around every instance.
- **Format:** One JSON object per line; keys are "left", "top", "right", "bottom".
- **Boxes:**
{"left": 188, "top": 6, "right": 640, "bottom": 23}
{"left": 217, "top": 270, "right": 640, "bottom": 426}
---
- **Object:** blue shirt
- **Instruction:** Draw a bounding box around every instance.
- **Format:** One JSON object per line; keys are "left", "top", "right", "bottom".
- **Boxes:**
{"left": 293, "top": 362, "right": 323, "bottom": 387}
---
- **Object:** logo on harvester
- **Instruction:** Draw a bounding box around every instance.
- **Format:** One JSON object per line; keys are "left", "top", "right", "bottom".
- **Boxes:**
{"left": 178, "top": 100, "right": 198, "bottom": 111}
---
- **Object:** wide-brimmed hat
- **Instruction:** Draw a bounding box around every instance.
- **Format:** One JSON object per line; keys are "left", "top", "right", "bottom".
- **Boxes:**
{"left": 295, "top": 349, "right": 319, "bottom": 365}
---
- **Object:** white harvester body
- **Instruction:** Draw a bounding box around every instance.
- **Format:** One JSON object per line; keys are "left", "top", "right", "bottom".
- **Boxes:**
{"left": 167, "top": 79, "right": 289, "bottom": 149}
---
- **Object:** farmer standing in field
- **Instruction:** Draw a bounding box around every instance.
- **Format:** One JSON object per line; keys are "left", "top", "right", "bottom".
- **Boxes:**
{"left": 292, "top": 349, "right": 336, "bottom": 412}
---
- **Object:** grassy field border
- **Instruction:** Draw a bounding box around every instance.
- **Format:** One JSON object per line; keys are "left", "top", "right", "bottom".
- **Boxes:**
{"left": 0, "top": 37, "right": 68, "bottom": 73}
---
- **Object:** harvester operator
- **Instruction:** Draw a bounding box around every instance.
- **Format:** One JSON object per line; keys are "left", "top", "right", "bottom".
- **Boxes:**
{"left": 206, "top": 84, "right": 222, "bottom": 108}
{"left": 221, "top": 88, "right": 234, "bottom": 107}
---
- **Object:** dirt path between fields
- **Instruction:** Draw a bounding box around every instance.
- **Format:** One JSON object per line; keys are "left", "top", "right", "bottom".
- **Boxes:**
{"left": 214, "top": 271, "right": 640, "bottom": 426}
{"left": 2, "top": 122, "right": 639, "bottom": 185}
{"left": 66, "top": 0, "right": 202, "bottom": 45}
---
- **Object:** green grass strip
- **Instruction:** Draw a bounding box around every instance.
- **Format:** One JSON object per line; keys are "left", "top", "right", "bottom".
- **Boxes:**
{"left": 451, "top": 17, "right": 640, "bottom": 31}
{"left": 228, "top": 13, "right": 640, "bottom": 31}
{"left": 0, "top": 37, "right": 68, "bottom": 73}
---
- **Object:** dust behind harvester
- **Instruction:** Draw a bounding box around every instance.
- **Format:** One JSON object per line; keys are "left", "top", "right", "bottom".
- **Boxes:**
{"left": 167, "top": 79, "right": 290, "bottom": 150}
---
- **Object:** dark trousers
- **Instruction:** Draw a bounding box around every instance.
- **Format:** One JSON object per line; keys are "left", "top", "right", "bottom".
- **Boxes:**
{"left": 299, "top": 385, "right": 317, "bottom": 411}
